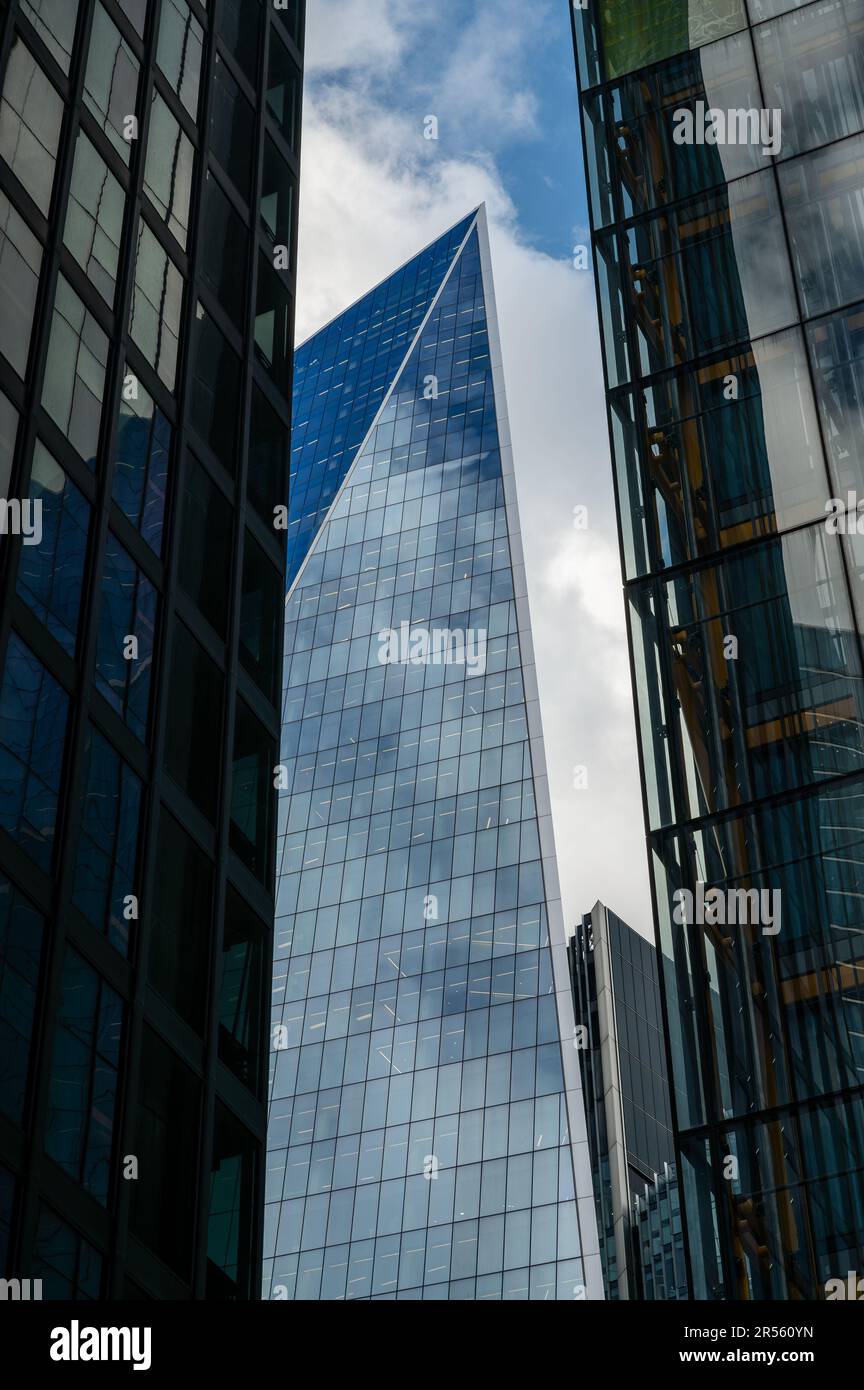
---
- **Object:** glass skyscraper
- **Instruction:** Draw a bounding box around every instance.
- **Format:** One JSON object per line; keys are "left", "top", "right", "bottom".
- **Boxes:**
{"left": 571, "top": 0, "right": 864, "bottom": 1298}
{"left": 0, "top": 0, "right": 304, "bottom": 1299}
{"left": 264, "top": 207, "right": 603, "bottom": 1301}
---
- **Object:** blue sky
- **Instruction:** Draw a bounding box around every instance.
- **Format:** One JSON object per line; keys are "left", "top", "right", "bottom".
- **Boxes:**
{"left": 296, "top": 0, "right": 651, "bottom": 937}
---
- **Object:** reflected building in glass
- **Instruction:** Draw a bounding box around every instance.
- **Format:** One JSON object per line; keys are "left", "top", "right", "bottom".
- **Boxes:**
{"left": 0, "top": 0, "right": 304, "bottom": 1297}
{"left": 264, "top": 207, "right": 603, "bottom": 1301}
{"left": 570, "top": 0, "right": 864, "bottom": 1297}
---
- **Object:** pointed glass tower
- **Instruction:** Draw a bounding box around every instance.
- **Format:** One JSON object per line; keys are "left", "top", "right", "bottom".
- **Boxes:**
{"left": 264, "top": 208, "right": 602, "bottom": 1300}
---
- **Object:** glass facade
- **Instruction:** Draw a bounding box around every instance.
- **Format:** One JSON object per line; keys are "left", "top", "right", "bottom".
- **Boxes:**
{"left": 0, "top": 0, "right": 304, "bottom": 1298}
{"left": 632, "top": 1162, "right": 688, "bottom": 1300}
{"left": 572, "top": 0, "right": 864, "bottom": 1298}
{"left": 264, "top": 208, "right": 602, "bottom": 1301}
{"left": 570, "top": 902, "right": 679, "bottom": 1298}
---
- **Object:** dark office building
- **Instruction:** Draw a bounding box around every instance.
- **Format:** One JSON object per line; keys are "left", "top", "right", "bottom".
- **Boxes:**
{"left": 0, "top": 0, "right": 303, "bottom": 1298}
{"left": 571, "top": 0, "right": 864, "bottom": 1298}
{"left": 570, "top": 902, "right": 676, "bottom": 1298}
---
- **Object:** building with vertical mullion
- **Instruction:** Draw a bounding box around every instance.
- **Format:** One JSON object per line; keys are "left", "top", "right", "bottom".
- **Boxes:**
{"left": 0, "top": 0, "right": 304, "bottom": 1298}
{"left": 570, "top": 0, "right": 864, "bottom": 1299}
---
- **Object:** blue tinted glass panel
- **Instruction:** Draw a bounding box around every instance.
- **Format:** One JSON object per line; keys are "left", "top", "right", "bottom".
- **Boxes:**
{"left": 17, "top": 442, "right": 90, "bottom": 655}
{"left": 0, "top": 633, "right": 68, "bottom": 870}
{"left": 72, "top": 726, "right": 142, "bottom": 957}
{"left": 95, "top": 536, "right": 157, "bottom": 741}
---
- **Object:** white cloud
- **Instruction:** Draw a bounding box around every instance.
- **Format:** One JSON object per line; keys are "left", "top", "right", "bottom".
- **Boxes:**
{"left": 293, "top": 16, "right": 653, "bottom": 938}
{"left": 304, "top": 0, "right": 416, "bottom": 74}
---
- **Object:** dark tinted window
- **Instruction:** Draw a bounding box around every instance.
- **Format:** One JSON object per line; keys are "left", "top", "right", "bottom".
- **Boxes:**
{"left": 210, "top": 54, "right": 253, "bottom": 202}
{"left": 45, "top": 949, "right": 123, "bottom": 1205}
{"left": 230, "top": 699, "right": 274, "bottom": 882}
{"left": 0, "top": 634, "right": 69, "bottom": 871}
{"left": 178, "top": 454, "right": 233, "bottom": 638}
{"left": 189, "top": 302, "right": 241, "bottom": 474}
{"left": 95, "top": 536, "right": 157, "bottom": 742}
{"left": 219, "top": 886, "right": 264, "bottom": 1094}
{"left": 130, "top": 1029, "right": 200, "bottom": 1280}
{"left": 72, "top": 726, "right": 142, "bottom": 957}
{"left": 0, "top": 874, "right": 44, "bottom": 1124}
{"left": 199, "top": 172, "right": 247, "bottom": 330}
{"left": 240, "top": 531, "right": 280, "bottom": 698}
{"left": 150, "top": 810, "right": 212, "bottom": 1032}
{"left": 165, "top": 621, "right": 224, "bottom": 821}
{"left": 17, "top": 443, "right": 90, "bottom": 656}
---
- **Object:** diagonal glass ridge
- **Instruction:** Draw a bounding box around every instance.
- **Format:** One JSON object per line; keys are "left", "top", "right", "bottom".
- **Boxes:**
{"left": 287, "top": 212, "right": 477, "bottom": 587}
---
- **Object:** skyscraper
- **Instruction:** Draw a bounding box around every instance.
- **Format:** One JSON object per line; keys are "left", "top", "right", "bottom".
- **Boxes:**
{"left": 570, "top": 902, "right": 685, "bottom": 1299}
{"left": 570, "top": 0, "right": 864, "bottom": 1298}
{"left": 0, "top": 0, "right": 303, "bottom": 1299}
{"left": 264, "top": 207, "right": 603, "bottom": 1301}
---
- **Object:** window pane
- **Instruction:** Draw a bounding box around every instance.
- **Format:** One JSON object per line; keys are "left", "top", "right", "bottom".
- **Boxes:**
{"left": 248, "top": 384, "right": 288, "bottom": 527}
{"left": 112, "top": 369, "right": 171, "bottom": 555}
{"left": 72, "top": 725, "right": 142, "bottom": 957}
{"left": 157, "top": 0, "right": 203, "bottom": 120}
{"left": 0, "top": 389, "right": 18, "bottom": 494}
{"left": 165, "top": 620, "right": 224, "bottom": 821}
{"left": 199, "top": 171, "right": 247, "bottom": 329}
{"left": 0, "top": 191, "right": 41, "bottom": 379}
{"left": 118, "top": 0, "right": 148, "bottom": 35}
{"left": 41, "top": 275, "right": 109, "bottom": 465}
{"left": 261, "top": 136, "right": 295, "bottom": 253}
{"left": 129, "top": 219, "right": 184, "bottom": 391}
{"left": 178, "top": 453, "right": 233, "bottom": 638}
{"left": 83, "top": 2, "right": 140, "bottom": 165}
{"left": 267, "top": 27, "right": 301, "bottom": 153}
{"left": 33, "top": 1208, "right": 102, "bottom": 1300}
{"left": 189, "top": 301, "right": 241, "bottom": 473}
{"left": 781, "top": 133, "right": 864, "bottom": 320}
{"left": 255, "top": 253, "right": 291, "bottom": 384}
{"left": 754, "top": 0, "right": 864, "bottom": 160}
{"left": 64, "top": 131, "right": 125, "bottom": 306}
{"left": 143, "top": 91, "right": 194, "bottom": 250}
{"left": 150, "top": 810, "right": 212, "bottom": 1031}
{"left": 0, "top": 873, "right": 44, "bottom": 1124}
{"left": 45, "top": 949, "right": 123, "bottom": 1205}
{"left": 95, "top": 535, "right": 157, "bottom": 741}
{"left": 207, "top": 1104, "right": 257, "bottom": 1298}
{"left": 240, "top": 530, "right": 280, "bottom": 699}
{"left": 218, "top": 0, "right": 261, "bottom": 83}
{"left": 219, "top": 886, "right": 264, "bottom": 1094}
{"left": 0, "top": 38, "right": 63, "bottom": 213}
{"left": 230, "top": 699, "right": 275, "bottom": 883}
{"left": 809, "top": 297, "right": 864, "bottom": 498}
{"left": 210, "top": 53, "right": 253, "bottom": 201}
{"left": 0, "top": 633, "right": 68, "bottom": 870}
{"left": 130, "top": 1029, "right": 200, "bottom": 1279}
{"left": 20, "top": 0, "right": 80, "bottom": 73}
{"left": 17, "top": 441, "right": 90, "bottom": 655}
